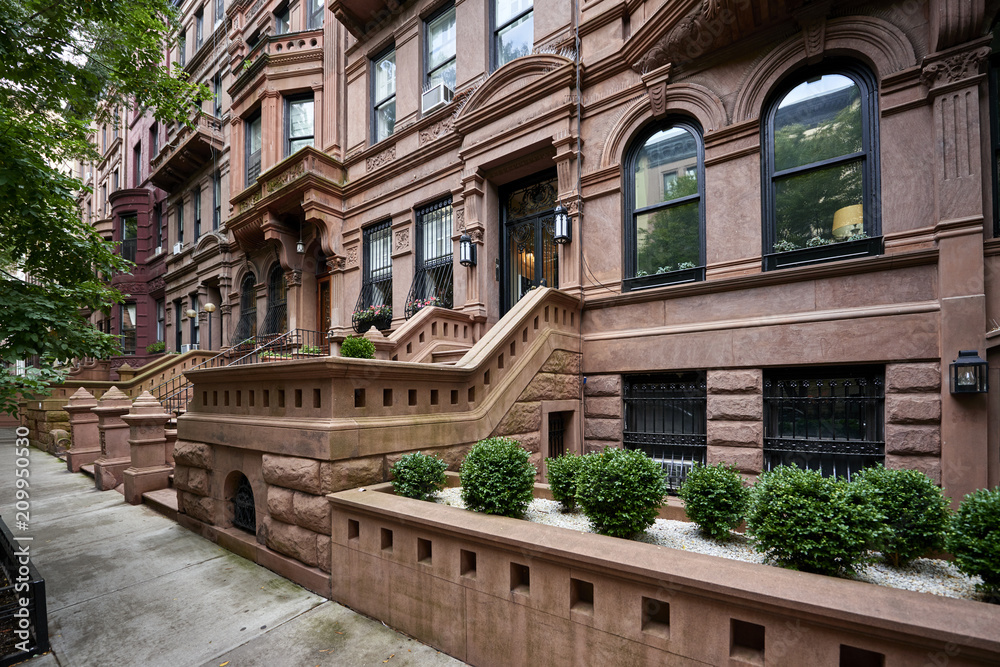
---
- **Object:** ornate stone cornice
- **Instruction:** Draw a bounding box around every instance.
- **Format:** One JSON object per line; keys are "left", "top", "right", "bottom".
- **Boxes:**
{"left": 921, "top": 46, "right": 991, "bottom": 89}
{"left": 366, "top": 145, "right": 396, "bottom": 172}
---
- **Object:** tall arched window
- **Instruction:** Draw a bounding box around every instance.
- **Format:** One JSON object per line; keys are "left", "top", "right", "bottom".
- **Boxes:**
{"left": 762, "top": 63, "right": 880, "bottom": 270}
{"left": 230, "top": 273, "right": 257, "bottom": 345}
{"left": 261, "top": 265, "right": 288, "bottom": 335}
{"left": 624, "top": 119, "right": 705, "bottom": 291}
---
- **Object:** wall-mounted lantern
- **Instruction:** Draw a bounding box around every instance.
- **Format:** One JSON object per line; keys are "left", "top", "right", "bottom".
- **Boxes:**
{"left": 950, "top": 350, "right": 988, "bottom": 394}
{"left": 460, "top": 233, "right": 477, "bottom": 267}
{"left": 553, "top": 204, "right": 571, "bottom": 245}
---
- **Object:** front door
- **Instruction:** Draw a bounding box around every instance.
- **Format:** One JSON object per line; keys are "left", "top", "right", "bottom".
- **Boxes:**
{"left": 501, "top": 171, "right": 559, "bottom": 313}
{"left": 317, "top": 275, "right": 331, "bottom": 332}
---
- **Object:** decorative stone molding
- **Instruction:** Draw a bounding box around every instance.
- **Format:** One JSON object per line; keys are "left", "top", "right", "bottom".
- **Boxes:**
{"left": 366, "top": 145, "right": 396, "bottom": 172}
{"left": 799, "top": 12, "right": 827, "bottom": 64}
{"left": 149, "top": 276, "right": 166, "bottom": 292}
{"left": 394, "top": 228, "right": 410, "bottom": 253}
{"left": 266, "top": 161, "right": 306, "bottom": 193}
{"left": 219, "top": 303, "right": 233, "bottom": 316}
{"left": 346, "top": 245, "right": 359, "bottom": 267}
{"left": 326, "top": 256, "right": 346, "bottom": 272}
{"left": 468, "top": 229, "right": 484, "bottom": 244}
{"left": 929, "top": 0, "right": 988, "bottom": 53}
{"left": 239, "top": 188, "right": 263, "bottom": 213}
{"left": 284, "top": 269, "right": 302, "bottom": 287}
{"left": 920, "top": 46, "right": 991, "bottom": 88}
{"left": 453, "top": 207, "right": 465, "bottom": 233}
{"left": 418, "top": 117, "right": 454, "bottom": 145}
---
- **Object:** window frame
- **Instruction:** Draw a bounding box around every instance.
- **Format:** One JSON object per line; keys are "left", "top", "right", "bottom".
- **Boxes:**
{"left": 154, "top": 202, "right": 163, "bottom": 249}
{"left": 491, "top": 0, "right": 533, "bottom": 71}
{"left": 133, "top": 142, "right": 142, "bottom": 187}
{"left": 307, "top": 0, "right": 324, "bottom": 30}
{"left": 284, "top": 93, "right": 315, "bottom": 157}
{"left": 178, "top": 34, "right": 186, "bottom": 67}
{"left": 176, "top": 203, "right": 184, "bottom": 244}
{"left": 193, "top": 186, "right": 202, "bottom": 239}
{"left": 156, "top": 299, "right": 165, "bottom": 342}
{"left": 213, "top": 71, "right": 224, "bottom": 118}
{"left": 424, "top": 3, "right": 456, "bottom": 91}
{"left": 195, "top": 8, "right": 204, "bottom": 49}
{"left": 761, "top": 61, "right": 881, "bottom": 271}
{"left": 120, "top": 303, "right": 137, "bottom": 355}
{"left": 353, "top": 219, "right": 394, "bottom": 332}
{"left": 405, "top": 197, "right": 454, "bottom": 318}
{"left": 371, "top": 44, "right": 397, "bottom": 144}
{"left": 274, "top": 2, "right": 291, "bottom": 35}
{"left": 623, "top": 117, "right": 706, "bottom": 292}
{"left": 245, "top": 109, "right": 262, "bottom": 186}
{"left": 212, "top": 171, "right": 221, "bottom": 230}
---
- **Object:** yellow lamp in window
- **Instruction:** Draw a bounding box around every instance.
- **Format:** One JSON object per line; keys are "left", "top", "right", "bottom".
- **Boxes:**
{"left": 832, "top": 204, "right": 863, "bottom": 239}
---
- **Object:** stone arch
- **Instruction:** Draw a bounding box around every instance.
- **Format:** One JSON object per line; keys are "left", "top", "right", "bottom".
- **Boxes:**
{"left": 224, "top": 469, "right": 258, "bottom": 534}
{"left": 600, "top": 95, "right": 653, "bottom": 169}
{"left": 455, "top": 54, "right": 574, "bottom": 120}
{"left": 732, "top": 15, "right": 917, "bottom": 123}
{"left": 195, "top": 231, "right": 221, "bottom": 253}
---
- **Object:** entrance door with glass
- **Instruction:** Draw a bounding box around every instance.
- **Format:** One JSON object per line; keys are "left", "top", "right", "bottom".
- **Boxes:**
{"left": 501, "top": 171, "right": 559, "bottom": 313}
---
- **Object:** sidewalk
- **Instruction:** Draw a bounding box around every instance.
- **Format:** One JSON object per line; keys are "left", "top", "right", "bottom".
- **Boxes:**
{"left": 0, "top": 428, "right": 462, "bottom": 667}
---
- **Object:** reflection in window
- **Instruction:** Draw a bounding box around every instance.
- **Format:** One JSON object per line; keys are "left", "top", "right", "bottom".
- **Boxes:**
{"left": 307, "top": 0, "right": 324, "bottom": 29}
{"left": 121, "top": 303, "right": 137, "bottom": 355}
{"left": 373, "top": 47, "right": 396, "bottom": 143}
{"left": 626, "top": 121, "right": 704, "bottom": 290}
{"left": 405, "top": 199, "right": 454, "bottom": 318}
{"left": 426, "top": 5, "right": 456, "bottom": 91}
{"left": 494, "top": 0, "right": 532, "bottom": 69}
{"left": 245, "top": 111, "right": 262, "bottom": 185}
{"left": 286, "top": 96, "right": 314, "bottom": 155}
{"left": 275, "top": 4, "right": 290, "bottom": 35}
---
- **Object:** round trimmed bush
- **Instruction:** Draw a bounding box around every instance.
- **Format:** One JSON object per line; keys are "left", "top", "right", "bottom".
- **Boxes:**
{"left": 390, "top": 452, "right": 448, "bottom": 501}
{"left": 852, "top": 465, "right": 950, "bottom": 567}
{"left": 575, "top": 447, "right": 667, "bottom": 538}
{"left": 460, "top": 437, "right": 536, "bottom": 517}
{"left": 340, "top": 336, "right": 375, "bottom": 359}
{"left": 545, "top": 452, "right": 586, "bottom": 511}
{"left": 746, "top": 465, "right": 885, "bottom": 576}
{"left": 946, "top": 486, "right": 1000, "bottom": 600}
{"left": 678, "top": 462, "right": 749, "bottom": 541}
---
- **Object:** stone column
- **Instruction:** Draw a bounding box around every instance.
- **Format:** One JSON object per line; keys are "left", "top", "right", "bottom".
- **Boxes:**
{"left": 122, "top": 391, "right": 173, "bottom": 505}
{"left": 64, "top": 388, "right": 100, "bottom": 472}
{"left": 92, "top": 386, "right": 134, "bottom": 491}
{"left": 706, "top": 370, "right": 763, "bottom": 477}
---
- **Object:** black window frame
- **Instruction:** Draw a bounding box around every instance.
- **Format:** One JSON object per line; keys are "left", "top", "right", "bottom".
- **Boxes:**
{"left": 245, "top": 109, "right": 262, "bottom": 186}
{"left": 761, "top": 61, "right": 881, "bottom": 271}
{"left": 212, "top": 171, "right": 221, "bottom": 230}
{"left": 120, "top": 302, "right": 137, "bottom": 355}
{"left": 154, "top": 202, "right": 163, "bottom": 249}
{"left": 405, "top": 197, "right": 454, "bottom": 318}
{"left": 424, "top": 3, "right": 456, "bottom": 90}
{"left": 371, "top": 44, "right": 396, "bottom": 144}
{"left": 176, "top": 203, "right": 184, "bottom": 244}
{"left": 120, "top": 213, "right": 138, "bottom": 263}
{"left": 156, "top": 299, "right": 165, "bottom": 342}
{"left": 213, "top": 70, "right": 224, "bottom": 118}
{"left": 353, "top": 219, "right": 393, "bottom": 332}
{"left": 623, "top": 117, "right": 706, "bottom": 292}
{"left": 133, "top": 142, "right": 142, "bottom": 187}
{"left": 193, "top": 187, "right": 202, "bottom": 239}
{"left": 195, "top": 7, "right": 204, "bottom": 49}
{"left": 491, "top": 0, "right": 533, "bottom": 71}
{"left": 261, "top": 264, "right": 288, "bottom": 336}
{"left": 150, "top": 124, "right": 159, "bottom": 158}
{"left": 274, "top": 1, "right": 291, "bottom": 35}
{"left": 231, "top": 273, "right": 258, "bottom": 345}
{"left": 307, "top": 0, "right": 324, "bottom": 30}
{"left": 284, "top": 93, "right": 315, "bottom": 157}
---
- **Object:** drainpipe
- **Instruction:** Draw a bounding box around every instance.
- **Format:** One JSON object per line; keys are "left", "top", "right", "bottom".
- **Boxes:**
{"left": 574, "top": 0, "right": 585, "bottom": 455}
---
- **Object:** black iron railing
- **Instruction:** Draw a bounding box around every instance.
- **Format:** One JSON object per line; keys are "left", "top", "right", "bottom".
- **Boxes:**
{"left": 352, "top": 281, "right": 392, "bottom": 333}
{"left": 0, "top": 516, "right": 48, "bottom": 666}
{"left": 404, "top": 260, "right": 453, "bottom": 319}
{"left": 548, "top": 412, "right": 566, "bottom": 458}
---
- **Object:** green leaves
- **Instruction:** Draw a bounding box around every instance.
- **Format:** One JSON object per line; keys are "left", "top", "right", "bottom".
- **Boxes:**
{"left": 390, "top": 452, "right": 448, "bottom": 501}
{"left": 946, "top": 487, "right": 1000, "bottom": 599}
{"left": 575, "top": 447, "right": 667, "bottom": 538}
{"left": 545, "top": 452, "right": 586, "bottom": 511}
{"left": 678, "top": 463, "right": 749, "bottom": 541}
{"left": 460, "top": 437, "right": 536, "bottom": 517}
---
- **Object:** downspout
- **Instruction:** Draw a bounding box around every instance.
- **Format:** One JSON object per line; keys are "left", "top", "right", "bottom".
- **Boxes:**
{"left": 574, "top": 0, "right": 585, "bottom": 455}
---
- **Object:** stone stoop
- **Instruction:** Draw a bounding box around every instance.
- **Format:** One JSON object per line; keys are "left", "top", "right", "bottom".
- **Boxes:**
{"left": 142, "top": 488, "right": 179, "bottom": 521}
{"left": 80, "top": 464, "right": 95, "bottom": 479}
{"left": 431, "top": 346, "right": 471, "bottom": 364}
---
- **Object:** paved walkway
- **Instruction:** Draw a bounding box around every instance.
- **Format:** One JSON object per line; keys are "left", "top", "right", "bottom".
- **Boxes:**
{"left": 0, "top": 429, "right": 463, "bottom": 667}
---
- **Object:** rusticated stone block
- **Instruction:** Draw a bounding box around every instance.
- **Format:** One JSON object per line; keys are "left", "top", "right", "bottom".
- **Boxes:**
{"left": 263, "top": 454, "right": 321, "bottom": 494}
{"left": 707, "top": 370, "right": 762, "bottom": 394}
{"left": 886, "top": 454, "right": 941, "bottom": 485}
{"left": 707, "top": 421, "right": 763, "bottom": 448}
{"left": 324, "top": 455, "right": 384, "bottom": 493}
{"left": 181, "top": 492, "right": 214, "bottom": 524}
{"left": 584, "top": 417, "right": 621, "bottom": 441}
{"left": 267, "top": 485, "right": 296, "bottom": 525}
{"left": 173, "top": 465, "right": 190, "bottom": 491}
{"left": 434, "top": 444, "right": 471, "bottom": 471}
{"left": 262, "top": 516, "right": 319, "bottom": 568}
{"left": 173, "top": 441, "right": 214, "bottom": 469}
{"left": 886, "top": 395, "right": 941, "bottom": 424}
{"left": 585, "top": 396, "right": 621, "bottom": 419}
{"left": 494, "top": 402, "right": 541, "bottom": 435}
{"left": 584, "top": 375, "right": 620, "bottom": 397}
{"left": 293, "top": 491, "right": 332, "bottom": 535}
{"left": 707, "top": 395, "right": 762, "bottom": 421}
{"left": 519, "top": 373, "right": 580, "bottom": 402}
{"left": 584, "top": 441, "right": 617, "bottom": 454}
{"left": 886, "top": 424, "right": 941, "bottom": 455}
{"left": 886, "top": 363, "right": 940, "bottom": 393}
{"left": 707, "top": 446, "right": 763, "bottom": 475}
{"left": 185, "top": 468, "right": 211, "bottom": 497}
{"left": 317, "top": 535, "right": 332, "bottom": 573}
{"left": 540, "top": 350, "right": 582, "bottom": 375}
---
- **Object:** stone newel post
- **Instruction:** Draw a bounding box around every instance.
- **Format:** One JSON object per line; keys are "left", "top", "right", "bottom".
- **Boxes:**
{"left": 63, "top": 387, "right": 100, "bottom": 472}
{"left": 122, "top": 391, "right": 173, "bottom": 505}
{"left": 91, "top": 386, "right": 133, "bottom": 491}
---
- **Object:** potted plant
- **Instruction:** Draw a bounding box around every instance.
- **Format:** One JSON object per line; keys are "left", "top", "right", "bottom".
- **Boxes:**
{"left": 146, "top": 341, "right": 166, "bottom": 354}
{"left": 353, "top": 304, "right": 392, "bottom": 331}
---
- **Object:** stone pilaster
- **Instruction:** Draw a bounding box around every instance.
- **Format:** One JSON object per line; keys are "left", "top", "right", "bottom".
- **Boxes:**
{"left": 706, "top": 370, "right": 763, "bottom": 475}
{"left": 91, "top": 386, "right": 133, "bottom": 491}
{"left": 583, "top": 374, "right": 621, "bottom": 454}
{"left": 885, "top": 363, "right": 943, "bottom": 485}
{"left": 122, "top": 391, "right": 173, "bottom": 505}
{"left": 64, "top": 387, "right": 100, "bottom": 472}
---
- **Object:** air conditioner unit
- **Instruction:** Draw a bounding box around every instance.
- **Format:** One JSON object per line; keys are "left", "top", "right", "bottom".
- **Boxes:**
{"left": 180, "top": 344, "right": 199, "bottom": 353}
{"left": 153, "top": 246, "right": 163, "bottom": 256}
{"left": 421, "top": 83, "right": 454, "bottom": 114}
{"left": 173, "top": 242, "right": 183, "bottom": 255}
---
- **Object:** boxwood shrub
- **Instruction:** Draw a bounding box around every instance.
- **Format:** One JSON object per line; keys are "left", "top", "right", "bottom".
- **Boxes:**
{"left": 545, "top": 452, "right": 586, "bottom": 511}
{"left": 340, "top": 335, "right": 375, "bottom": 359}
{"left": 746, "top": 465, "right": 885, "bottom": 576}
{"left": 460, "top": 437, "right": 536, "bottom": 517}
{"left": 678, "top": 462, "right": 749, "bottom": 541}
{"left": 390, "top": 452, "right": 448, "bottom": 501}
{"left": 852, "top": 465, "right": 950, "bottom": 567}
{"left": 946, "top": 486, "right": 1000, "bottom": 601}
{"left": 575, "top": 447, "right": 667, "bottom": 538}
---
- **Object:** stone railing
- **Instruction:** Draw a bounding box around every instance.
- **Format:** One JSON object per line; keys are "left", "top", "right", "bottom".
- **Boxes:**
{"left": 376, "top": 306, "right": 486, "bottom": 363}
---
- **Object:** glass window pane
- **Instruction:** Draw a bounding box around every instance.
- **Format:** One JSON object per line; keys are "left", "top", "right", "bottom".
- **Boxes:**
{"left": 289, "top": 138, "right": 312, "bottom": 153}
{"left": 427, "top": 8, "right": 456, "bottom": 74}
{"left": 289, "top": 99, "right": 313, "bottom": 139}
{"left": 248, "top": 116, "right": 262, "bottom": 153}
{"left": 773, "top": 74, "right": 862, "bottom": 172}
{"left": 374, "top": 51, "right": 396, "bottom": 102}
{"left": 496, "top": 0, "right": 531, "bottom": 27}
{"left": 774, "top": 159, "right": 863, "bottom": 249}
{"left": 634, "top": 127, "right": 698, "bottom": 209}
{"left": 496, "top": 12, "right": 532, "bottom": 67}
{"left": 635, "top": 202, "right": 700, "bottom": 276}
{"left": 375, "top": 99, "right": 395, "bottom": 142}
{"left": 423, "top": 204, "right": 452, "bottom": 262}
{"left": 428, "top": 62, "right": 457, "bottom": 91}
{"left": 123, "top": 215, "right": 138, "bottom": 240}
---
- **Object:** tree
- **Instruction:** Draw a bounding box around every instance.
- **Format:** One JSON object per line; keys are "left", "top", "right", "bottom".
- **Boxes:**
{"left": 0, "top": 0, "right": 210, "bottom": 415}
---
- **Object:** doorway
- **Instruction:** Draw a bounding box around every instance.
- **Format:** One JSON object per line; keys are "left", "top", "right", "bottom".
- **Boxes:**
{"left": 500, "top": 171, "right": 559, "bottom": 314}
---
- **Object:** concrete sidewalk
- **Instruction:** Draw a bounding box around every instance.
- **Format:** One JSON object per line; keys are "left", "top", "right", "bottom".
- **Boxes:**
{"left": 0, "top": 428, "right": 462, "bottom": 667}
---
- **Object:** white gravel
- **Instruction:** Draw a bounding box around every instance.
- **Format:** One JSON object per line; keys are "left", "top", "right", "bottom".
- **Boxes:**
{"left": 434, "top": 487, "right": 985, "bottom": 602}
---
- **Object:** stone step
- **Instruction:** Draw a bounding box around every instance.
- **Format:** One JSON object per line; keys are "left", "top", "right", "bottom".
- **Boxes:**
{"left": 142, "top": 488, "right": 178, "bottom": 521}
{"left": 431, "top": 347, "right": 470, "bottom": 364}
{"left": 80, "top": 464, "right": 95, "bottom": 479}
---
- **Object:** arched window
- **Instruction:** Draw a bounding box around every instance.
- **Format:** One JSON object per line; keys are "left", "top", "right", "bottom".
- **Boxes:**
{"left": 230, "top": 273, "right": 256, "bottom": 345}
{"left": 261, "top": 265, "right": 288, "bottom": 335}
{"left": 230, "top": 473, "right": 256, "bottom": 533}
{"left": 624, "top": 119, "right": 705, "bottom": 291}
{"left": 762, "top": 63, "right": 880, "bottom": 270}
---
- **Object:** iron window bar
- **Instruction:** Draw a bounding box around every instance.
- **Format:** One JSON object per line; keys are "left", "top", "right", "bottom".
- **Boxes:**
{"left": 354, "top": 220, "right": 393, "bottom": 333}
{"left": 405, "top": 199, "right": 454, "bottom": 319}
{"left": 231, "top": 475, "right": 256, "bottom": 533}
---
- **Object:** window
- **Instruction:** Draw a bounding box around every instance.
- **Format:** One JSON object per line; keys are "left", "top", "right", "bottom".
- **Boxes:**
{"left": 353, "top": 220, "right": 392, "bottom": 332}
{"left": 763, "top": 367, "right": 884, "bottom": 480}
{"left": 176, "top": 203, "right": 184, "bottom": 244}
{"left": 261, "top": 265, "right": 288, "bottom": 335}
{"left": 154, "top": 203, "right": 163, "bottom": 249}
{"left": 493, "top": 0, "right": 532, "bottom": 69}
{"left": 121, "top": 214, "right": 138, "bottom": 262}
{"left": 623, "top": 373, "right": 706, "bottom": 492}
{"left": 762, "top": 64, "right": 880, "bottom": 270}
{"left": 150, "top": 125, "right": 159, "bottom": 158}
{"left": 625, "top": 120, "right": 705, "bottom": 291}
{"left": 405, "top": 198, "right": 454, "bottom": 318}
{"left": 173, "top": 298, "right": 183, "bottom": 351}
{"left": 121, "top": 303, "right": 137, "bottom": 355}
{"left": 307, "top": 0, "right": 323, "bottom": 29}
{"left": 101, "top": 184, "right": 108, "bottom": 216}
{"left": 215, "top": 0, "right": 224, "bottom": 26}
{"left": 212, "top": 171, "right": 221, "bottom": 229}
{"left": 101, "top": 125, "right": 107, "bottom": 152}
{"left": 274, "top": 3, "right": 290, "bottom": 34}
{"left": 133, "top": 143, "right": 142, "bottom": 187}
{"left": 213, "top": 71, "right": 224, "bottom": 118}
{"left": 285, "top": 95, "right": 314, "bottom": 156}
{"left": 112, "top": 169, "right": 119, "bottom": 192}
{"left": 425, "top": 5, "right": 456, "bottom": 91}
{"left": 190, "top": 294, "right": 200, "bottom": 346}
{"left": 372, "top": 46, "right": 396, "bottom": 143}
{"left": 246, "top": 111, "right": 262, "bottom": 185}
{"left": 231, "top": 273, "right": 257, "bottom": 344}
{"left": 193, "top": 187, "right": 202, "bottom": 239}
{"left": 195, "top": 8, "right": 204, "bottom": 49}
{"left": 156, "top": 299, "right": 165, "bottom": 342}
{"left": 178, "top": 34, "right": 186, "bottom": 67}
{"left": 112, "top": 111, "right": 119, "bottom": 140}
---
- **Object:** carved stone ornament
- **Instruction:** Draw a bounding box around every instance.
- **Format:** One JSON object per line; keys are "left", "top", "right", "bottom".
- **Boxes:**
{"left": 418, "top": 117, "right": 455, "bottom": 145}
{"left": 801, "top": 14, "right": 826, "bottom": 63}
{"left": 394, "top": 228, "right": 410, "bottom": 252}
{"left": 366, "top": 145, "right": 396, "bottom": 172}
{"left": 327, "top": 256, "right": 346, "bottom": 272}
{"left": 632, "top": 0, "right": 725, "bottom": 73}
{"left": 284, "top": 269, "right": 302, "bottom": 287}
{"left": 219, "top": 304, "right": 233, "bottom": 315}
{"left": 921, "top": 47, "right": 991, "bottom": 88}
{"left": 469, "top": 229, "right": 484, "bottom": 243}
{"left": 346, "top": 246, "right": 359, "bottom": 267}
{"left": 239, "top": 188, "right": 263, "bottom": 213}
{"left": 266, "top": 161, "right": 306, "bottom": 194}
{"left": 453, "top": 207, "right": 465, "bottom": 233}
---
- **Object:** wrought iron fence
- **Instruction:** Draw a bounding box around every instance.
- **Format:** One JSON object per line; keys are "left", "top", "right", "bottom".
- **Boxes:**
{"left": 231, "top": 474, "right": 256, "bottom": 533}
{"left": 763, "top": 369, "right": 885, "bottom": 481}
{"left": 353, "top": 220, "right": 392, "bottom": 334}
{"left": 623, "top": 373, "right": 707, "bottom": 492}
{"left": 0, "top": 516, "right": 48, "bottom": 666}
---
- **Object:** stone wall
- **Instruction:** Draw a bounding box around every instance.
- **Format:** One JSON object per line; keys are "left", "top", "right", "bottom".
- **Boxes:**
{"left": 706, "top": 370, "right": 763, "bottom": 476}
{"left": 583, "top": 374, "right": 621, "bottom": 454}
{"left": 22, "top": 397, "right": 71, "bottom": 454}
{"left": 173, "top": 440, "right": 216, "bottom": 525}
{"left": 885, "top": 363, "right": 942, "bottom": 483}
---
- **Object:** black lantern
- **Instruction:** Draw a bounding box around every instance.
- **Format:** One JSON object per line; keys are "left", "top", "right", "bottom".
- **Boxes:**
{"left": 459, "top": 233, "right": 477, "bottom": 267}
{"left": 950, "top": 350, "right": 988, "bottom": 394}
{"left": 553, "top": 204, "right": 571, "bottom": 245}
